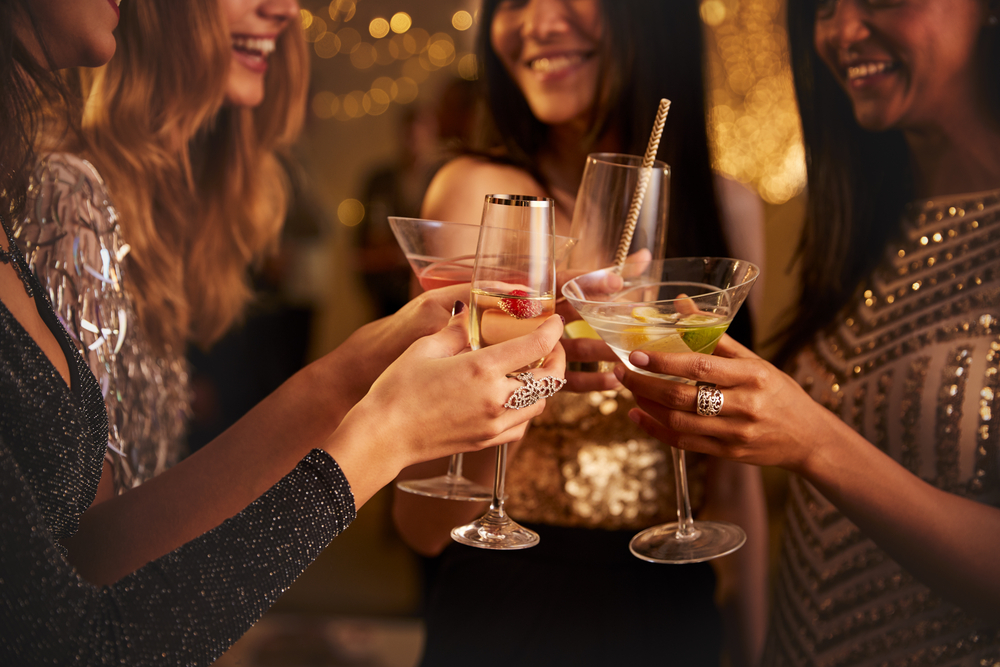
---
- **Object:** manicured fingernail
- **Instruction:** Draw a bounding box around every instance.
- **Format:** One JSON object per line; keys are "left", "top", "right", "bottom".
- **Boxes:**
{"left": 628, "top": 409, "right": 641, "bottom": 424}
{"left": 559, "top": 315, "right": 566, "bottom": 325}
{"left": 452, "top": 300, "right": 466, "bottom": 316}
{"left": 613, "top": 364, "right": 625, "bottom": 381}
{"left": 631, "top": 351, "right": 650, "bottom": 368}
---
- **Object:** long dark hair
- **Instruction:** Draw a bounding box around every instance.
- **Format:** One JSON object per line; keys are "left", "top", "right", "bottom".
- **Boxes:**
{"left": 475, "top": 0, "right": 730, "bottom": 260}
{"left": 773, "top": 0, "right": 1000, "bottom": 367}
{"left": 0, "top": 0, "right": 77, "bottom": 220}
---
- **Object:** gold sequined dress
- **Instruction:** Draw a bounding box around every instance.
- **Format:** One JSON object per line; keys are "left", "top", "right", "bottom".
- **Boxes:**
{"left": 766, "top": 191, "right": 1000, "bottom": 666}
{"left": 15, "top": 154, "right": 190, "bottom": 493}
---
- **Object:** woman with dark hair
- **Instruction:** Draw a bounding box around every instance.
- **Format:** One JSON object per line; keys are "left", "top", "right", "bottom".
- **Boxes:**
{"left": 618, "top": 0, "right": 1000, "bottom": 663}
{"left": 392, "top": 1, "right": 768, "bottom": 665}
{"left": 0, "top": 1, "right": 566, "bottom": 663}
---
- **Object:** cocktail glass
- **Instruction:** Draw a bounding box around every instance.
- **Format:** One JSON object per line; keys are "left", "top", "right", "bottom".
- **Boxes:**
{"left": 562, "top": 257, "right": 759, "bottom": 563}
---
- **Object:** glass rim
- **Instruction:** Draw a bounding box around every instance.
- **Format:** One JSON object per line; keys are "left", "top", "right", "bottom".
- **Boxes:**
{"left": 561, "top": 256, "right": 760, "bottom": 304}
{"left": 586, "top": 152, "right": 670, "bottom": 171}
{"left": 485, "top": 193, "right": 554, "bottom": 208}
{"left": 388, "top": 216, "right": 575, "bottom": 243}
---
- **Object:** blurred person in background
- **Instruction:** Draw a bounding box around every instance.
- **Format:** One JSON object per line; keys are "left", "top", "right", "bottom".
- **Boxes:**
{"left": 617, "top": 0, "right": 1000, "bottom": 663}
{"left": 392, "top": 1, "right": 769, "bottom": 665}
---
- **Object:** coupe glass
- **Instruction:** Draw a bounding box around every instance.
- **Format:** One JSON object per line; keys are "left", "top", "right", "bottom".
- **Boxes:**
{"left": 450, "top": 195, "right": 557, "bottom": 550}
{"left": 388, "top": 217, "right": 492, "bottom": 501}
{"left": 562, "top": 257, "right": 759, "bottom": 563}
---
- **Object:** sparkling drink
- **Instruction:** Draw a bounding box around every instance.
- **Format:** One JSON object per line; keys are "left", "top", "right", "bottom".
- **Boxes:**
{"left": 469, "top": 288, "right": 555, "bottom": 365}
{"left": 416, "top": 257, "right": 476, "bottom": 291}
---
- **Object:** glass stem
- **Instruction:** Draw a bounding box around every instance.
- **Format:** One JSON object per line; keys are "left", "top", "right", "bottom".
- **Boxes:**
{"left": 490, "top": 443, "right": 508, "bottom": 519}
{"left": 671, "top": 447, "right": 698, "bottom": 540}
{"left": 445, "top": 453, "right": 463, "bottom": 479}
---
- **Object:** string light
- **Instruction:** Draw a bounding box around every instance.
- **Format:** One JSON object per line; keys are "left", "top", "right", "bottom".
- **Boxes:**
{"left": 703, "top": 0, "right": 805, "bottom": 204}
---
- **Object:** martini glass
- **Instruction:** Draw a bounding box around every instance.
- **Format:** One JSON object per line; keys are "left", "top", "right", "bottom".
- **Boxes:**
{"left": 562, "top": 257, "right": 759, "bottom": 563}
{"left": 388, "top": 217, "right": 492, "bottom": 501}
{"left": 450, "top": 195, "right": 556, "bottom": 550}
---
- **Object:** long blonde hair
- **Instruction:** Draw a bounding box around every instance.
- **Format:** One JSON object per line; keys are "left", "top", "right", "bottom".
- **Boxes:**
{"left": 74, "top": 0, "right": 308, "bottom": 351}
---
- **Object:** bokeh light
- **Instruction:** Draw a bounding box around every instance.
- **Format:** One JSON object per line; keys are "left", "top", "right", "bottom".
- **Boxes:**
{"left": 336, "top": 27, "right": 361, "bottom": 52}
{"left": 328, "top": 0, "right": 355, "bottom": 22}
{"left": 338, "top": 199, "right": 365, "bottom": 226}
{"left": 457, "top": 53, "right": 478, "bottom": 81}
{"left": 394, "top": 77, "right": 419, "bottom": 105}
{"left": 452, "top": 10, "right": 473, "bottom": 31}
{"left": 300, "top": 9, "right": 314, "bottom": 29}
{"left": 303, "top": 16, "right": 328, "bottom": 42}
{"left": 350, "top": 42, "right": 377, "bottom": 69}
{"left": 700, "top": 0, "right": 726, "bottom": 26}
{"left": 390, "top": 12, "right": 412, "bottom": 34}
{"left": 314, "top": 32, "right": 341, "bottom": 58}
{"left": 369, "top": 17, "right": 390, "bottom": 39}
{"left": 311, "top": 91, "right": 337, "bottom": 119}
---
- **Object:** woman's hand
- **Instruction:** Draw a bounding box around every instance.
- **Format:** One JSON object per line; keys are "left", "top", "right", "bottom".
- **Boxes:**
{"left": 615, "top": 334, "right": 836, "bottom": 474}
{"left": 327, "top": 308, "right": 566, "bottom": 507}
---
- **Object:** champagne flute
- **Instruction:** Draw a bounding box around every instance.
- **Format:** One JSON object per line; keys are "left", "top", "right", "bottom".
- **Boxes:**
{"left": 562, "top": 257, "right": 759, "bottom": 563}
{"left": 450, "top": 195, "right": 556, "bottom": 550}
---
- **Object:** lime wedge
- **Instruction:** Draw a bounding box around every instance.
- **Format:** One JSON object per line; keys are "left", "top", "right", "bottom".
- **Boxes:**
{"left": 564, "top": 319, "right": 602, "bottom": 339}
{"left": 679, "top": 324, "right": 729, "bottom": 354}
{"left": 639, "top": 332, "right": 692, "bottom": 354}
{"left": 632, "top": 306, "right": 677, "bottom": 324}
{"left": 621, "top": 325, "right": 652, "bottom": 350}
{"left": 677, "top": 313, "right": 719, "bottom": 327}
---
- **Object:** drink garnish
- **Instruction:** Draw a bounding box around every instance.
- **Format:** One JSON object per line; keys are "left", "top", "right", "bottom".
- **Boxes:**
{"left": 499, "top": 289, "right": 542, "bottom": 319}
{"left": 631, "top": 306, "right": 678, "bottom": 324}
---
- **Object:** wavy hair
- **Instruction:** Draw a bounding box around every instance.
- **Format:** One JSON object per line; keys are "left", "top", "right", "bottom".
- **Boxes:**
{"left": 70, "top": 0, "right": 308, "bottom": 351}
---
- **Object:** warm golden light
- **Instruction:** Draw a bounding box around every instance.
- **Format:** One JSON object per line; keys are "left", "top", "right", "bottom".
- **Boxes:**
{"left": 314, "top": 32, "right": 341, "bottom": 58}
{"left": 457, "top": 53, "right": 478, "bottom": 81}
{"left": 369, "top": 18, "right": 390, "bottom": 39}
{"left": 452, "top": 10, "right": 473, "bottom": 31}
{"left": 336, "top": 27, "right": 361, "bottom": 52}
{"left": 700, "top": 0, "right": 726, "bottom": 26}
{"left": 303, "top": 16, "right": 328, "bottom": 43}
{"left": 328, "top": 0, "right": 355, "bottom": 22}
{"left": 311, "top": 91, "right": 337, "bottom": 119}
{"left": 394, "top": 77, "right": 419, "bottom": 105}
{"left": 350, "top": 42, "right": 377, "bottom": 69}
{"left": 372, "top": 76, "right": 399, "bottom": 101}
{"left": 427, "top": 33, "right": 455, "bottom": 68}
{"left": 300, "top": 9, "right": 314, "bottom": 29}
{"left": 365, "top": 89, "right": 391, "bottom": 116}
{"left": 338, "top": 199, "right": 365, "bottom": 226}
{"left": 390, "top": 12, "right": 412, "bottom": 34}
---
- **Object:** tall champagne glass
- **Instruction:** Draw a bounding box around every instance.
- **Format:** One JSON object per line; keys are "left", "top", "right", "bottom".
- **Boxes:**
{"left": 563, "top": 257, "right": 759, "bottom": 563}
{"left": 450, "top": 195, "right": 556, "bottom": 550}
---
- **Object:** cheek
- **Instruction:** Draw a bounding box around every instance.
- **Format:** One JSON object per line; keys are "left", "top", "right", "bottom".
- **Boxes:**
{"left": 490, "top": 15, "right": 520, "bottom": 70}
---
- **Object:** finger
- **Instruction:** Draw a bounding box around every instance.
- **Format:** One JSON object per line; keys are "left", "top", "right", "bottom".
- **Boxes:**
{"left": 481, "top": 315, "right": 565, "bottom": 374}
{"left": 562, "top": 337, "right": 619, "bottom": 364}
{"left": 564, "top": 370, "right": 620, "bottom": 393}
{"left": 627, "top": 408, "right": 728, "bottom": 458}
{"left": 632, "top": 394, "right": 736, "bottom": 440}
{"left": 420, "top": 282, "right": 472, "bottom": 305}
{"left": 418, "top": 303, "right": 471, "bottom": 358}
{"left": 625, "top": 348, "right": 752, "bottom": 387}
{"left": 713, "top": 334, "right": 759, "bottom": 360}
{"left": 615, "top": 368, "right": 697, "bottom": 411}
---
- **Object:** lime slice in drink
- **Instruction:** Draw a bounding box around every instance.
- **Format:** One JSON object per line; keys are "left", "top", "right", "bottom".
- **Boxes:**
{"left": 679, "top": 324, "right": 729, "bottom": 354}
{"left": 677, "top": 313, "right": 718, "bottom": 326}
{"left": 564, "top": 319, "right": 602, "bottom": 339}
{"left": 638, "top": 331, "right": 692, "bottom": 354}
{"left": 632, "top": 306, "right": 678, "bottom": 324}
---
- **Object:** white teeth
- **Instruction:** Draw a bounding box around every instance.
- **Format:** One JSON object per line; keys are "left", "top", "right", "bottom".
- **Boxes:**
{"left": 232, "top": 36, "right": 277, "bottom": 57}
{"left": 115, "top": 0, "right": 122, "bottom": 5}
{"left": 847, "top": 61, "right": 892, "bottom": 81}
{"left": 529, "top": 54, "right": 584, "bottom": 74}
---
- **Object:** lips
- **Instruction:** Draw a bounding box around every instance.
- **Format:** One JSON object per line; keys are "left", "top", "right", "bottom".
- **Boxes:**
{"left": 231, "top": 34, "right": 277, "bottom": 74}
{"left": 106, "top": 0, "right": 120, "bottom": 20}
{"left": 844, "top": 60, "right": 898, "bottom": 84}
{"left": 525, "top": 51, "right": 594, "bottom": 78}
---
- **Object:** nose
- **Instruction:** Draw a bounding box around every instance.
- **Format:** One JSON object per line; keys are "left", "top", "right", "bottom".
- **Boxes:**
{"left": 522, "top": 0, "right": 572, "bottom": 40}
{"left": 260, "top": 0, "right": 299, "bottom": 22}
{"left": 818, "top": 0, "right": 871, "bottom": 54}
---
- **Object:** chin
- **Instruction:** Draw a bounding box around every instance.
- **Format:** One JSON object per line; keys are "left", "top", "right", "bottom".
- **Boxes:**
{"left": 224, "top": 86, "right": 266, "bottom": 109}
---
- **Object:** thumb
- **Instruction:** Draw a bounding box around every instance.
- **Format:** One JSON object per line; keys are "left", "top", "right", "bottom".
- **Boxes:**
{"left": 418, "top": 300, "right": 471, "bottom": 359}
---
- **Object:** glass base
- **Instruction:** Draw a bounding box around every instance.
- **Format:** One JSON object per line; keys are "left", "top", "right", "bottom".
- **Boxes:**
{"left": 451, "top": 509, "right": 540, "bottom": 550}
{"left": 396, "top": 475, "right": 492, "bottom": 502}
{"left": 629, "top": 520, "right": 746, "bottom": 564}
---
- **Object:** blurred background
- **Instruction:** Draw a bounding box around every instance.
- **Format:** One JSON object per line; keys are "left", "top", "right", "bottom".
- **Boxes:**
{"left": 198, "top": 0, "right": 807, "bottom": 664}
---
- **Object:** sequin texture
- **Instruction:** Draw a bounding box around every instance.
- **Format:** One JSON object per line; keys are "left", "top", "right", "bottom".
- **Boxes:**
{"left": 15, "top": 154, "right": 190, "bottom": 493}
{"left": 765, "top": 190, "right": 1000, "bottom": 666}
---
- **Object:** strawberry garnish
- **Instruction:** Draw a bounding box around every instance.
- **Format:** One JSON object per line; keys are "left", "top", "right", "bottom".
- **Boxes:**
{"left": 498, "top": 289, "right": 542, "bottom": 320}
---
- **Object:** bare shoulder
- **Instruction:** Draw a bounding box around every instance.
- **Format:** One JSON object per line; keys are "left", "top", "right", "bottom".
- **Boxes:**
{"left": 422, "top": 156, "right": 547, "bottom": 225}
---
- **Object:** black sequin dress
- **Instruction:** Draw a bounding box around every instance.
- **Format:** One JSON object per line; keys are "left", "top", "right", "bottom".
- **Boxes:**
{"left": 0, "top": 265, "right": 356, "bottom": 664}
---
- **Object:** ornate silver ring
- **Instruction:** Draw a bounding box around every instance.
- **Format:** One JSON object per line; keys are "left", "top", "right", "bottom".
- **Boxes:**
{"left": 695, "top": 382, "right": 724, "bottom": 417}
{"left": 504, "top": 372, "right": 567, "bottom": 410}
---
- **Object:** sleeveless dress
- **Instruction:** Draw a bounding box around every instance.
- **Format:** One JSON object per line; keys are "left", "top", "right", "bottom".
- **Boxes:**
{"left": 16, "top": 153, "right": 189, "bottom": 493}
{"left": 0, "top": 239, "right": 356, "bottom": 664}
{"left": 765, "top": 190, "right": 1000, "bottom": 666}
{"left": 419, "top": 308, "right": 753, "bottom": 666}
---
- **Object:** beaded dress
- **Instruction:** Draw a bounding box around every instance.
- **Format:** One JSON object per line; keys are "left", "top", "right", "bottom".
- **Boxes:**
{"left": 0, "top": 235, "right": 356, "bottom": 664}
{"left": 765, "top": 190, "right": 1000, "bottom": 666}
{"left": 14, "top": 153, "right": 189, "bottom": 493}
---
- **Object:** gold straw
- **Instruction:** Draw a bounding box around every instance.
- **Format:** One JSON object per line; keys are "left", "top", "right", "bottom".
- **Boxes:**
{"left": 614, "top": 98, "right": 671, "bottom": 269}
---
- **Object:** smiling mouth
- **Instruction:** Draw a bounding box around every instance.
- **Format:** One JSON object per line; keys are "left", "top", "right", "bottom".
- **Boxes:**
{"left": 527, "top": 52, "right": 592, "bottom": 75}
{"left": 232, "top": 35, "right": 277, "bottom": 60}
{"left": 846, "top": 61, "right": 898, "bottom": 82}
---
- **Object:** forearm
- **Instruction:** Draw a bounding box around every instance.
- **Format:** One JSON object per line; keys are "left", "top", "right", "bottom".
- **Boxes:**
{"left": 701, "top": 459, "right": 768, "bottom": 667}
{"left": 801, "top": 413, "right": 1000, "bottom": 621}
{"left": 64, "top": 362, "right": 345, "bottom": 584}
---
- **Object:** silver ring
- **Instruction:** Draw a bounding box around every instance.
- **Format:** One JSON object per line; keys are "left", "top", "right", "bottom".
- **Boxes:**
{"left": 695, "top": 382, "right": 724, "bottom": 417}
{"left": 504, "top": 372, "right": 567, "bottom": 410}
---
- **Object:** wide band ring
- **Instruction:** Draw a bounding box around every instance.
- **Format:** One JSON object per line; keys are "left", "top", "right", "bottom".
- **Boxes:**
{"left": 504, "top": 372, "right": 567, "bottom": 410}
{"left": 695, "top": 382, "right": 724, "bottom": 417}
